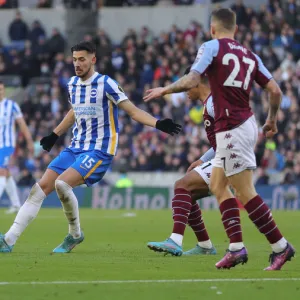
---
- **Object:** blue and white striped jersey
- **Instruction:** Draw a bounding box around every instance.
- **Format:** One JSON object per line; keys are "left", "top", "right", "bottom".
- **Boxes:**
{"left": 67, "top": 72, "right": 128, "bottom": 155}
{"left": 0, "top": 98, "right": 23, "bottom": 148}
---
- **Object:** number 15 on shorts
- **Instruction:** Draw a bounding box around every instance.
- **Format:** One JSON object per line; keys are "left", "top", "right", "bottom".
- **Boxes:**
{"left": 80, "top": 155, "right": 96, "bottom": 170}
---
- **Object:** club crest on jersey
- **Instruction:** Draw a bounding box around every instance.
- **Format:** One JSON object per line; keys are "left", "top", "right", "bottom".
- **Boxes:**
{"left": 90, "top": 88, "right": 98, "bottom": 98}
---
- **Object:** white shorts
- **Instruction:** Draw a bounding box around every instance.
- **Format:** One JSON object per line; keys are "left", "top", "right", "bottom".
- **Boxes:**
{"left": 194, "top": 160, "right": 213, "bottom": 185}
{"left": 213, "top": 115, "right": 258, "bottom": 177}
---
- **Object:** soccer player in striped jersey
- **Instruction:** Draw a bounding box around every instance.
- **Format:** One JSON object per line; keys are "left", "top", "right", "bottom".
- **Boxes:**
{"left": 0, "top": 81, "right": 33, "bottom": 214}
{"left": 0, "top": 41, "right": 181, "bottom": 253}
{"left": 148, "top": 67, "right": 242, "bottom": 257}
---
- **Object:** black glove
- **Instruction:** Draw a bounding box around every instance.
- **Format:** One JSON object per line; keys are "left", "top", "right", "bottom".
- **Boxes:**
{"left": 40, "top": 132, "right": 59, "bottom": 152}
{"left": 155, "top": 119, "right": 182, "bottom": 136}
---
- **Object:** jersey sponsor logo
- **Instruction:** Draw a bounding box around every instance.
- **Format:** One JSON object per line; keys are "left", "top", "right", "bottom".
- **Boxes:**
{"left": 226, "top": 143, "right": 234, "bottom": 150}
{"left": 90, "top": 88, "right": 98, "bottom": 98}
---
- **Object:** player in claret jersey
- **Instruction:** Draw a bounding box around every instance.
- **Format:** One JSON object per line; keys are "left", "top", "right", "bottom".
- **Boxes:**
{"left": 144, "top": 9, "right": 295, "bottom": 270}
{"left": 148, "top": 66, "right": 243, "bottom": 257}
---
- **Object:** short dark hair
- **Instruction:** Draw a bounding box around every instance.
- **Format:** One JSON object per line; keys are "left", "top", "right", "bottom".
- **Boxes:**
{"left": 184, "top": 66, "right": 209, "bottom": 85}
{"left": 71, "top": 41, "right": 96, "bottom": 54}
{"left": 211, "top": 8, "right": 236, "bottom": 31}
{"left": 0, "top": 80, "right": 4, "bottom": 85}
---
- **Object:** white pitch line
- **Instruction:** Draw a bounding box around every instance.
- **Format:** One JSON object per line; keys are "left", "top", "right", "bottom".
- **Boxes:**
{"left": 0, "top": 278, "right": 299, "bottom": 285}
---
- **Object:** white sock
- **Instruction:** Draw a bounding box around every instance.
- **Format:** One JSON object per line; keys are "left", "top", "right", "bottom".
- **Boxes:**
{"left": 271, "top": 237, "right": 288, "bottom": 253}
{"left": 55, "top": 180, "right": 81, "bottom": 239}
{"left": 0, "top": 176, "right": 7, "bottom": 199}
{"left": 5, "top": 176, "right": 21, "bottom": 208}
{"left": 170, "top": 233, "right": 183, "bottom": 246}
{"left": 5, "top": 183, "right": 46, "bottom": 246}
{"left": 229, "top": 242, "right": 245, "bottom": 251}
{"left": 198, "top": 239, "right": 213, "bottom": 249}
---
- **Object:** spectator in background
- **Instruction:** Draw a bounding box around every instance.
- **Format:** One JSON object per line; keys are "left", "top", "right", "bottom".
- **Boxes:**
{"left": 8, "top": 11, "right": 28, "bottom": 49}
{"left": 231, "top": 0, "right": 247, "bottom": 25}
{"left": 0, "top": 1, "right": 299, "bottom": 185}
{"left": 47, "top": 28, "right": 65, "bottom": 59}
{"left": 28, "top": 21, "right": 46, "bottom": 45}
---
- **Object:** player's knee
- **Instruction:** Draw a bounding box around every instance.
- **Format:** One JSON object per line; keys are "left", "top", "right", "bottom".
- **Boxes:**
{"left": 26, "top": 183, "right": 45, "bottom": 206}
{"left": 235, "top": 186, "right": 257, "bottom": 204}
{"left": 55, "top": 179, "right": 72, "bottom": 202}
{"left": 174, "top": 177, "right": 192, "bottom": 192}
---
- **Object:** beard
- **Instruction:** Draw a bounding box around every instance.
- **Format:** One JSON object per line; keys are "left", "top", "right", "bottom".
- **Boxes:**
{"left": 77, "top": 64, "right": 92, "bottom": 78}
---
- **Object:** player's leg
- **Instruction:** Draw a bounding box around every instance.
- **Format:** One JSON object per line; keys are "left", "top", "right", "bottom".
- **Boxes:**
{"left": 52, "top": 167, "right": 85, "bottom": 253}
{"left": 219, "top": 116, "right": 294, "bottom": 270}
{"left": 228, "top": 169, "right": 295, "bottom": 270}
{"left": 183, "top": 161, "right": 217, "bottom": 255}
{"left": 0, "top": 168, "right": 8, "bottom": 202}
{"left": 0, "top": 148, "right": 76, "bottom": 252}
{"left": 210, "top": 166, "right": 247, "bottom": 269}
{"left": 147, "top": 163, "right": 214, "bottom": 256}
{"left": 0, "top": 169, "right": 58, "bottom": 252}
{"left": 52, "top": 150, "right": 113, "bottom": 253}
{"left": 5, "top": 171, "right": 21, "bottom": 214}
{"left": 183, "top": 189, "right": 217, "bottom": 255}
{"left": 0, "top": 147, "right": 14, "bottom": 207}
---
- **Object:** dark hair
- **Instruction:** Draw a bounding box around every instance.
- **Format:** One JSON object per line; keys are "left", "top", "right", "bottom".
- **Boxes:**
{"left": 184, "top": 66, "right": 209, "bottom": 85}
{"left": 211, "top": 8, "right": 236, "bottom": 31}
{"left": 0, "top": 80, "right": 4, "bottom": 85}
{"left": 71, "top": 41, "right": 96, "bottom": 54}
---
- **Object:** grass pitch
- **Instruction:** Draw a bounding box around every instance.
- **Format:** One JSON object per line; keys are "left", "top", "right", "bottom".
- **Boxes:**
{"left": 0, "top": 209, "right": 299, "bottom": 300}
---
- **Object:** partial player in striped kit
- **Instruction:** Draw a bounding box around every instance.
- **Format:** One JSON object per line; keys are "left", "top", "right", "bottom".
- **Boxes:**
{"left": 0, "top": 41, "right": 181, "bottom": 253}
{"left": 0, "top": 81, "right": 33, "bottom": 214}
{"left": 147, "top": 67, "right": 242, "bottom": 257}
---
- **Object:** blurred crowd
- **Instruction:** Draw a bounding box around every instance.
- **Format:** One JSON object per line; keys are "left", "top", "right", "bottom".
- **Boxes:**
{"left": 1, "top": 0, "right": 300, "bottom": 186}
{"left": 0, "top": 0, "right": 210, "bottom": 9}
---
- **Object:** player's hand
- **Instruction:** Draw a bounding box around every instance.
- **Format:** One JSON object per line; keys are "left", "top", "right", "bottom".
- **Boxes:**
{"left": 187, "top": 160, "right": 203, "bottom": 173}
{"left": 143, "top": 87, "right": 166, "bottom": 102}
{"left": 262, "top": 119, "right": 278, "bottom": 139}
{"left": 155, "top": 119, "right": 182, "bottom": 136}
{"left": 40, "top": 132, "right": 59, "bottom": 152}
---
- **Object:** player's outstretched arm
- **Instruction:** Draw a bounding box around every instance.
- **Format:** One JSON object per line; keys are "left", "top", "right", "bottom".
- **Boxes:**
{"left": 143, "top": 71, "right": 201, "bottom": 102}
{"left": 118, "top": 100, "right": 182, "bottom": 135}
{"left": 262, "top": 79, "right": 282, "bottom": 138}
{"left": 16, "top": 117, "right": 34, "bottom": 156}
{"left": 40, "top": 109, "right": 75, "bottom": 152}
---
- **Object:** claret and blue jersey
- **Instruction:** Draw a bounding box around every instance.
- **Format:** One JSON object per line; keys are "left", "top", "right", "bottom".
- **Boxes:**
{"left": 48, "top": 72, "right": 128, "bottom": 186}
